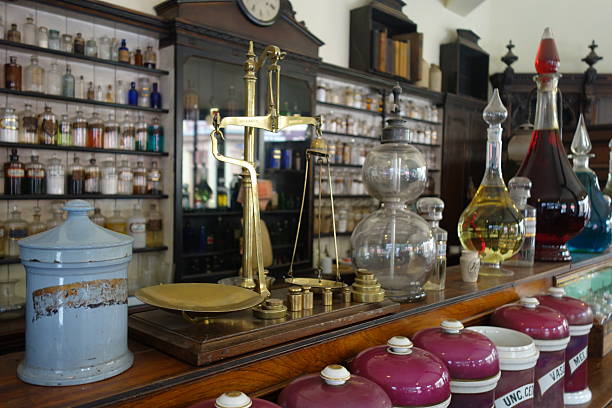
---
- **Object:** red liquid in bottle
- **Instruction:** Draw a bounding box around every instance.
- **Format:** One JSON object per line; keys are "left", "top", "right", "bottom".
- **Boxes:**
{"left": 535, "top": 29, "right": 560, "bottom": 74}
{"left": 516, "top": 129, "right": 590, "bottom": 260}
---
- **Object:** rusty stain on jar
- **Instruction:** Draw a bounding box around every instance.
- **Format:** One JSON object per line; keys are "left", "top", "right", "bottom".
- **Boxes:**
{"left": 32, "top": 278, "right": 127, "bottom": 321}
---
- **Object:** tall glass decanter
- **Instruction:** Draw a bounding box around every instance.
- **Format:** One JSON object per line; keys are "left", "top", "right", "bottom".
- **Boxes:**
{"left": 458, "top": 89, "right": 524, "bottom": 277}
{"left": 516, "top": 28, "right": 590, "bottom": 261}
{"left": 566, "top": 114, "right": 612, "bottom": 253}
{"left": 351, "top": 84, "right": 435, "bottom": 302}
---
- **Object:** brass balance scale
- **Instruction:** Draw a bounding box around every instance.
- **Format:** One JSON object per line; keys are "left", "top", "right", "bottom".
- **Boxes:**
{"left": 136, "top": 42, "right": 344, "bottom": 319}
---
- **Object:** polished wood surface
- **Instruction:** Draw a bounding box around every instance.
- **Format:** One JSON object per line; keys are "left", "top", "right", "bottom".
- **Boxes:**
{"left": 0, "top": 253, "right": 610, "bottom": 407}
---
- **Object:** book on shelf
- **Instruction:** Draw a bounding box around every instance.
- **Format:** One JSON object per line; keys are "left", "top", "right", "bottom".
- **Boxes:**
{"left": 370, "top": 29, "right": 420, "bottom": 80}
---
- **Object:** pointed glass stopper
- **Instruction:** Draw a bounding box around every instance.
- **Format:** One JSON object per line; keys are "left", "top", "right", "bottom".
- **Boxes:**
{"left": 571, "top": 114, "right": 592, "bottom": 156}
{"left": 483, "top": 88, "right": 508, "bottom": 128}
{"left": 536, "top": 27, "right": 560, "bottom": 74}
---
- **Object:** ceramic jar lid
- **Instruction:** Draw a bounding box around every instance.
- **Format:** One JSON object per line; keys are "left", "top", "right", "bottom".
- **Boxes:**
{"left": 491, "top": 297, "right": 570, "bottom": 347}
{"left": 412, "top": 320, "right": 500, "bottom": 381}
{"left": 535, "top": 287, "right": 593, "bottom": 335}
{"left": 352, "top": 336, "right": 451, "bottom": 407}
{"left": 277, "top": 364, "right": 392, "bottom": 408}
{"left": 19, "top": 200, "right": 133, "bottom": 264}
{"left": 190, "top": 391, "right": 281, "bottom": 408}
{"left": 469, "top": 326, "right": 540, "bottom": 371}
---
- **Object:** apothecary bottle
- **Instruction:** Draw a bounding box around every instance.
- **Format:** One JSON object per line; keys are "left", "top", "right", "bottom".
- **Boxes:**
{"left": 105, "top": 209, "right": 127, "bottom": 234}
{"left": 28, "top": 207, "right": 47, "bottom": 236}
{"left": 6, "top": 207, "right": 27, "bottom": 257}
{"left": 48, "top": 29, "right": 60, "bottom": 50}
{"left": 417, "top": 197, "right": 447, "bottom": 291}
{"left": 87, "top": 112, "right": 103, "bottom": 148}
{"left": 24, "top": 56, "right": 44, "bottom": 92}
{"left": 110, "top": 38, "right": 119, "bottom": 61}
{"left": 90, "top": 208, "right": 106, "bottom": 226}
{"left": 67, "top": 155, "right": 84, "bottom": 194}
{"left": 150, "top": 83, "right": 162, "bottom": 109}
{"left": 6, "top": 24, "right": 21, "bottom": 42}
{"left": 62, "top": 64, "right": 75, "bottom": 98}
{"left": 117, "top": 159, "right": 133, "bottom": 195}
{"left": 73, "top": 33, "right": 85, "bottom": 55}
{"left": 84, "top": 157, "right": 100, "bottom": 193}
{"left": 146, "top": 203, "right": 163, "bottom": 247}
{"left": 504, "top": 177, "right": 536, "bottom": 267}
{"left": 146, "top": 116, "right": 163, "bottom": 152}
{"left": 24, "top": 152, "right": 45, "bottom": 194}
{"left": 95, "top": 85, "right": 103, "bottom": 101}
{"left": 133, "top": 160, "right": 147, "bottom": 194}
{"left": 21, "top": 16, "right": 36, "bottom": 45}
{"left": 516, "top": 28, "right": 590, "bottom": 261}
{"left": 144, "top": 45, "right": 156, "bottom": 69}
{"left": 18, "top": 104, "right": 36, "bottom": 143}
{"left": 46, "top": 208, "right": 64, "bottom": 230}
{"left": 5, "top": 56, "right": 22, "bottom": 90}
{"left": 75, "top": 75, "right": 85, "bottom": 99}
{"left": 118, "top": 39, "right": 129, "bottom": 63}
{"left": 4, "top": 149, "right": 24, "bottom": 195}
{"left": 147, "top": 161, "right": 162, "bottom": 195}
{"left": 120, "top": 114, "right": 136, "bottom": 150}
{"left": 105, "top": 85, "right": 114, "bottom": 103}
{"left": 128, "top": 82, "right": 138, "bottom": 106}
{"left": 100, "top": 159, "right": 118, "bottom": 195}
{"left": 98, "top": 36, "right": 111, "bottom": 60}
{"left": 85, "top": 39, "right": 97, "bottom": 58}
{"left": 37, "top": 26, "right": 48, "bottom": 48}
{"left": 0, "top": 106, "right": 19, "bottom": 142}
{"left": 86, "top": 82, "right": 95, "bottom": 100}
{"left": 60, "top": 34, "right": 72, "bottom": 52}
{"left": 46, "top": 155, "right": 65, "bottom": 195}
{"left": 135, "top": 113, "right": 147, "bottom": 150}
{"left": 46, "top": 62, "right": 62, "bottom": 95}
{"left": 103, "top": 113, "right": 120, "bottom": 149}
{"left": 138, "top": 77, "right": 150, "bottom": 107}
{"left": 37, "top": 106, "right": 58, "bottom": 145}
{"left": 71, "top": 109, "right": 87, "bottom": 146}
{"left": 57, "top": 114, "right": 71, "bottom": 146}
{"left": 128, "top": 204, "right": 146, "bottom": 248}
{"left": 134, "top": 48, "right": 143, "bottom": 66}
{"left": 115, "top": 80, "right": 127, "bottom": 104}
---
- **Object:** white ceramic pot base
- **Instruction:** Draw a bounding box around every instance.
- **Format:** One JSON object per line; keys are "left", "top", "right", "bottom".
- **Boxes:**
{"left": 564, "top": 388, "right": 592, "bottom": 405}
{"left": 17, "top": 350, "right": 133, "bottom": 386}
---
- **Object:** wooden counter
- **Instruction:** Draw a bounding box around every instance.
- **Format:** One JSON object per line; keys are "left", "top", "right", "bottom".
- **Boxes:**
{"left": 1, "top": 253, "right": 611, "bottom": 408}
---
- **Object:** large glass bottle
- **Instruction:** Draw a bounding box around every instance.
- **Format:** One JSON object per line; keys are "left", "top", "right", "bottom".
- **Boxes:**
{"left": 87, "top": 112, "right": 103, "bottom": 148}
{"left": 147, "top": 160, "right": 162, "bottom": 194}
{"left": 120, "top": 114, "right": 136, "bottom": 150}
{"left": 24, "top": 152, "right": 45, "bottom": 194}
{"left": 504, "top": 177, "right": 536, "bottom": 267}
{"left": 90, "top": 208, "right": 106, "bottom": 227}
{"left": 516, "top": 28, "right": 590, "bottom": 261}
{"left": 566, "top": 114, "right": 612, "bottom": 252}
{"left": 135, "top": 112, "right": 147, "bottom": 151}
{"left": 67, "top": 155, "right": 84, "bottom": 195}
{"left": 417, "top": 197, "right": 447, "bottom": 291}
{"left": 46, "top": 208, "right": 64, "bottom": 230}
{"left": 18, "top": 104, "right": 36, "bottom": 143}
{"left": 146, "top": 203, "right": 163, "bottom": 247}
{"left": 6, "top": 207, "right": 27, "bottom": 257}
{"left": 24, "top": 56, "right": 44, "bottom": 92}
{"left": 46, "top": 154, "right": 65, "bottom": 195}
{"left": 144, "top": 45, "right": 157, "bottom": 69}
{"left": 133, "top": 160, "right": 147, "bottom": 194}
{"left": 84, "top": 157, "right": 100, "bottom": 194}
{"left": 22, "top": 16, "right": 36, "bottom": 45}
{"left": 4, "top": 149, "right": 24, "bottom": 195}
{"left": 27, "top": 207, "right": 47, "bottom": 236}
{"left": 46, "top": 62, "right": 62, "bottom": 95}
{"left": 0, "top": 106, "right": 19, "bottom": 142}
{"left": 6, "top": 24, "right": 21, "bottom": 42}
{"left": 71, "top": 109, "right": 87, "bottom": 147}
{"left": 5, "top": 56, "right": 22, "bottom": 90}
{"left": 117, "top": 159, "right": 133, "bottom": 195}
{"left": 37, "top": 106, "right": 57, "bottom": 145}
{"left": 351, "top": 85, "right": 435, "bottom": 302}
{"left": 146, "top": 116, "right": 163, "bottom": 152}
{"left": 458, "top": 89, "right": 524, "bottom": 276}
{"left": 128, "top": 203, "right": 146, "bottom": 248}
{"left": 103, "top": 113, "right": 120, "bottom": 149}
{"left": 62, "top": 64, "right": 75, "bottom": 98}
{"left": 58, "top": 114, "right": 71, "bottom": 146}
{"left": 105, "top": 209, "right": 127, "bottom": 234}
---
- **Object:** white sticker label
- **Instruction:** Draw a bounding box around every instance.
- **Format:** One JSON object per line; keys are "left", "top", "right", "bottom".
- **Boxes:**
{"left": 495, "top": 383, "right": 534, "bottom": 408}
{"left": 537, "top": 362, "right": 564, "bottom": 396}
{"left": 569, "top": 346, "right": 588, "bottom": 375}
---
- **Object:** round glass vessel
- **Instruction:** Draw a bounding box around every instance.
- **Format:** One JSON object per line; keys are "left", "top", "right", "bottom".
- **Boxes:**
{"left": 351, "top": 85, "right": 434, "bottom": 302}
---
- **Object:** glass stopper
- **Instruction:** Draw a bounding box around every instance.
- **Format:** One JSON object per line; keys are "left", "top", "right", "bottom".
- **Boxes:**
{"left": 571, "top": 113, "right": 592, "bottom": 156}
{"left": 416, "top": 197, "right": 444, "bottom": 221}
{"left": 482, "top": 88, "right": 508, "bottom": 128}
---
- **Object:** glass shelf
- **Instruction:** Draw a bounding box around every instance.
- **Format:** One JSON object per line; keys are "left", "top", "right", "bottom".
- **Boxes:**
{"left": 0, "top": 142, "right": 167, "bottom": 157}
{"left": 0, "top": 39, "right": 169, "bottom": 76}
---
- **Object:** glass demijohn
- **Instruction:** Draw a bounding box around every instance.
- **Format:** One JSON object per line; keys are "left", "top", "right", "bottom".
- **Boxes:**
{"left": 350, "top": 85, "right": 435, "bottom": 302}
{"left": 566, "top": 114, "right": 612, "bottom": 253}
{"left": 458, "top": 89, "right": 524, "bottom": 277}
{"left": 516, "top": 28, "right": 590, "bottom": 261}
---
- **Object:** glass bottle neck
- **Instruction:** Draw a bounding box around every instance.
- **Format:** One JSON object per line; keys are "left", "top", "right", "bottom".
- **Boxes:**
{"left": 534, "top": 74, "right": 560, "bottom": 131}
{"left": 572, "top": 155, "right": 593, "bottom": 174}
{"left": 483, "top": 127, "right": 504, "bottom": 185}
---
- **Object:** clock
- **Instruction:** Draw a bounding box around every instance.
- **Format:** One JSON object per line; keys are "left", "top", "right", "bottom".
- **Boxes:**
{"left": 237, "top": 0, "right": 281, "bottom": 26}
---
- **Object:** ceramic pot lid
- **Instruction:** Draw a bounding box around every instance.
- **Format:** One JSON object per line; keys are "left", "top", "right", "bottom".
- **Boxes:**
{"left": 469, "top": 326, "right": 540, "bottom": 371}
{"left": 19, "top": 200, "right": 133, "bottom": 263}
{"left": 190, "top": 391, "right": 281, "bottom": 408}
{"left": 277, "top": 365, "right": 392, "bottom": 408}
{"left": 535, "top": 287, "right": 593, "bottom": 333}
{"left": 412, "top": 320, "right": 500, "bottom": 381}
{"left": 491, "top": 297, "right": 570, "bottom": 341}
{"left": 352, "top": 336, "right": 451, "bottom": 406}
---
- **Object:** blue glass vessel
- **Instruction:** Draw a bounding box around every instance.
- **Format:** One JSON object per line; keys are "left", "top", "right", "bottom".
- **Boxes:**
{"left": 567, "top": 114, "right": 612, "bottom": 253}
{"left": 128, "top": 82, "right": 138, "bottom": 106}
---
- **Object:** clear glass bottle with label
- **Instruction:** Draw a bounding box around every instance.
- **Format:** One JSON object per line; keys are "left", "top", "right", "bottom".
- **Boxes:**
{"left": 70, "top": 109, "right": 87, "bottom": 146}
{"left": 115, "top": 80, "right": 126, "bottom": 104}
{"left": 146, "top": 203, "right": 163, "bottom": 247}
{"left": 117, "top": 159, "right": 133, "bottom": 195}
{"left": 19, "top": 104, "right": 36, "bottom": 143}
{"left": 6, "top": 24, "right": 21, "bottom": 42}
{"left": 87, "top": 112, "right": 103, "bottom": 148}
{"left": 417, "top": 197, "right": 447, "bottom": 290}
{"left": 85, "top": 39, "right": 97, "bottom": 58}
{"left": 57, "top": 114, "right": 71, "bottom": 146}
{"left": 75, "top": 75, "right": 85, "bottom": 99}
{"left": 105, "top": 209, "right": 127, "bottom": 234}
{"left": 120, "top": 114, "right": 135, "bottom": 150}
{"left": 46, "top": 154, "right": 65, "bottom": 195}
{"left": 504, "top": 177, "right": 537, "bottom": 267}
{"left": 95, "top": 85, "right": 103, "bottom": 101}
{"left": 135, "top": 113, "right": 147, "bottom": 151}
{"left": 48, "top": 29, "right": 60, "bottom": 50}
{"left": 67, "top": 155, "right": 84, "bottom": 195}
{"left": 46, "top": 62, "right": 62, "bottom": 95}
{"left": 100, "top": 159, "right": 118, "bottom": 195}
{"left": 5, "top": 56, "right": 22, "bottom": 90}
{"left": 146, "top": 116, "right": 163, "bottom": 152}
{"left": 6, "top": 207, "right": 27, "bottom": 256}
{"left": 24, "top": 152, "right": 45, "bottom": 194}
{"left": 28, "top": 207, "right": 47, "bottom": 236}
{"left": 0, "top": 106, "right": 19, "bottom": 142}
{"left": 90, "top": 207, "right": 106, "bottom": 226}
{"left": 24, "top": 55, "right": 44, "bottom": 92}
{"left": 84, "top": 156, "right": 100, "bottom": 194}
{"left": 144, "top": 45, "right": 157, "bottom": 69}
{"left": 37, "top": 106, "right": 57, "bottom": 145}
{"left": 61, "top": 34, "right": 72, "bottom": 52}
{"left": 22, "top": 17, "right": 36, "bottom": 45}
{"left": 37, "top": 26, "right": 48, "bottom": 48}
{"left": 128, "top": 203, "right": 146, "bottom": 248}
{"left": 133, "top": 160, "right": 147, "bottom": 194}
{"left": 103, "top": 113, "right": 120, "bottom": 149}
{"left": 98, "top": 36, "right": 111, "bottom": 60}
{"left": 105, "top": 85, "right": 114, "bottom": 103}
{"left": 62, "top": 64, "right": 75, "bottom": 98}
{"left": 147, "top": 160, "right": 162, "bottom": 194}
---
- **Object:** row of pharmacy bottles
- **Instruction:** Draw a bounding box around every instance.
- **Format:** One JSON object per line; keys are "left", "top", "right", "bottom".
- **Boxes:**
{"left": 0, "top": 203, "right": 163, "bottom": 257}
{"left": 5, "top": 17, "right": 157, "bottom": 68}
{"left": 3, "top": 150, "right": 162, "bottom": 196}
{"left": 0, "top": 104, "right": 163, "bottom": 152}
{"left": 5, "top": 56, "right": 162, "bottom": 108}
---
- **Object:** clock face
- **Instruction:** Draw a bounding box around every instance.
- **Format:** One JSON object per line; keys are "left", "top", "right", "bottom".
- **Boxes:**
{"left": 237, "top": 0, "right": 281, "bottom": 26}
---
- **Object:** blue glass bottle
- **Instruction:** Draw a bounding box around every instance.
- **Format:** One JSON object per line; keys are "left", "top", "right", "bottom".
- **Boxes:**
{"left": 146, "top": 116, "right": 164, "bottom": 152}
{"left": 150, "top": 82, "right": 162, "bottom": 109}
{"left": 127, "top": 82, "right": 138, "bottom": 106}
{"left": 567, "top": 114, "right": 612, "bottom": 252}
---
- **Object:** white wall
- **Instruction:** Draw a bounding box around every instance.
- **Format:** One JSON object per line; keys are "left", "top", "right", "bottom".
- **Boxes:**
{"left": 103, "top": 0, "right": 612, "bottom": 75}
